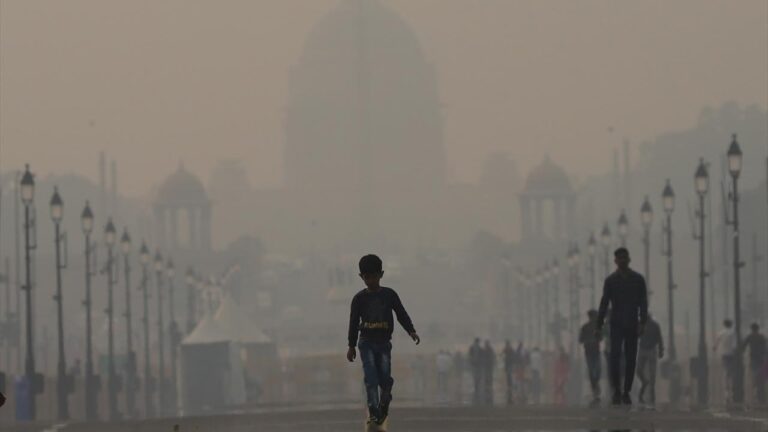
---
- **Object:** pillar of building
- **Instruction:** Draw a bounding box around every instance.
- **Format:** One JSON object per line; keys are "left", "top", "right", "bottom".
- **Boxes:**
{"left": 566, "top": 197, "right": 576, "bottom": 240}
{"left": 188, "top": 206, "right": 198, "bottom": 249}
{"left": 202, "top": 206, "right": 212, "bottom": 250}
{"left": 553, "top": 197, "right": 562, "bottom": 241}
{"left": 519, "top": 196, "right": 531, "bottom": 241}
{"left": 170, "top": 207, "right": 179, "bottom": 250}
{"left": 534, "top": 198, "right": 543, "bottom": 238}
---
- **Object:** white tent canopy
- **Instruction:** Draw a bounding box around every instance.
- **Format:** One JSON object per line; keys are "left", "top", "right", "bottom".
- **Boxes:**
{"left": 214, "top": 294, "right": 271, "bottom": 344}
{"left": 183, "top": 313, "right": 229, "bottom": 345}
{"left": 180, "top": 311, "right": 247, "bottom": 414}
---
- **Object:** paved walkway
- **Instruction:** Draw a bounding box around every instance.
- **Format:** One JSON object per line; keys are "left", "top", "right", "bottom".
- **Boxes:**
{"left": 10, "top": 405, "right": 768, "bottom": 432}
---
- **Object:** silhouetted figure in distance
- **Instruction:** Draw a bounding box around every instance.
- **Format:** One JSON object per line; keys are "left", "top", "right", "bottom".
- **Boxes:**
{"left": 636, "top": 313, "right": 663, "bottom": 405}
{"left": 579, "top": 309, "right": 602, "bottom": 405}
{"left": 596, "top": 247, "right": 648, "bottom": 406}
{"left": 468, "top": 338, "right": 483, "bottom": 405}
{"left": 482, "top": 340, "right": 496, "bottom": 406}
{"left": 741, "top": 323, "right": 767, "bottom": 402}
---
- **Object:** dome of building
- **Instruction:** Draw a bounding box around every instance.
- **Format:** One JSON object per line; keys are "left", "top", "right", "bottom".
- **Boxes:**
{"left": 523, "top": 156, "right": 572, "bottom": 195}
{"left": 155, "top": 164, "right": 209, "bottom": 206}
{"left": 284, "top": 0, "right": 445, "bottom": 193}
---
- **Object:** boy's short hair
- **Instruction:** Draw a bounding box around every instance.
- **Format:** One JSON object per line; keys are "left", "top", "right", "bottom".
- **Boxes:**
{"left": 614, "top": 247, "right": 629, "bottom": 258}
{"left": 359, "top": 254, "right": 383, "bottom": 274}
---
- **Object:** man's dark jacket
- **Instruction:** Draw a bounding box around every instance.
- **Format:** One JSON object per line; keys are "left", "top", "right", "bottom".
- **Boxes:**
{"left": 597, "top": 268, "right": 648, "bottom": 331}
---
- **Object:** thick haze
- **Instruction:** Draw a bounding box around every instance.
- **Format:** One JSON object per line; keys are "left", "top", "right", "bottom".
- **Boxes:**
{"left": 1, "top": 0, "right": 766, "bottom": 196}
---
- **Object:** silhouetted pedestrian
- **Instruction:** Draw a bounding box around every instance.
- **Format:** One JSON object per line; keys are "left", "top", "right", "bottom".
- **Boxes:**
{"left": 636, "top": 313, "right": 663, "bottom": 405}
{"left": 503, "top": 340, "right": 517, "bottom": 404}
{"left": 482, "top": 340, "right": 496, "bottom": 405}
{"left": 714, "top": 319, "right": 736, "bottom": 403}
{"left": 529, "top": 346, "right": 542, "bottom": 403}
{"left": 346, "top": 254, "right": 420, "bottom": 426}
{"left": 741, "top": 323, "right": 767, "bottom": 403}
{"left": 596, "top": 248, "right": 648, "bottom": 406}
{"left": 579, "top": 309, "right": 602, "bottom": 405}
{"left": 553, "top": 345, "right": 570, "bottom": 405}
{"left": 468, "top": 338, "right": 483, "bottom": 405}
{"left": 453, "top": 350, "right": 465, "bottom": 404}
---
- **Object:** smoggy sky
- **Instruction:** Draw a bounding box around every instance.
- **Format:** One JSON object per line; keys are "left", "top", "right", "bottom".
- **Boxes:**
{"left": 1, "top": 0, "right": 766, "bottom": 197}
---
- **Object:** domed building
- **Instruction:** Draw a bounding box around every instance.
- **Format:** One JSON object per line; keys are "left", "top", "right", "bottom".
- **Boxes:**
{"left": 285, "top": 0, "right": 445, "bottom": 193}
{"left": 153, "top": 164, "right": 212, "bottom": 251}
{"left": 519, "top": 156, "right": 575, "bottom": 242}
{"left": 278, "top": 0, "right": 446, "bottom": 251}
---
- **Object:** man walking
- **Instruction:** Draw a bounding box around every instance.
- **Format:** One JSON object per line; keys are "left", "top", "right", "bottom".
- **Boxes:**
{"left": 482, "top": 340, "right": 496, "bottom": 406}
{"left": 636, "top": 313, "right": 664, "bottom": 405}
{"left": 579, "top": 309, "right": 602, "bottom": 406}
{"left": 503, "top": 340, "right": 517, "bottom": 405}
{"left": 468, "top": 338, "right": 483, "bottom": 406}
{"left": 529, "top": 346, "right": 543, "bottom": 403}
{"left": 714, "top": 319, "right": 736, "bottom": 402}
{"left": 596, "top": 248, "right": 648, "bottom": 406}
{"left": 741, "top": 323, "right": 767, "bottom": 403}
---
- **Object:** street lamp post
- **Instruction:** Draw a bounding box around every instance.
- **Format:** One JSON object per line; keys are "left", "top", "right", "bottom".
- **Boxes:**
{"left": 120, "top": 229, "right": 137, "bottom": 418}
{"left": 567, "top": 243, "right": 582, "bottom": 403}
{"left": 139, "top": 242, "right": 154, "bottom": 417}
{"left": 154, "top": 251, "right": 166, "bottom": 414}
{"left": 104, "top": 218, "right": 120, "bottom": 421}
{"left": 694, "top": 158, "right": 710, "bottom": 406}
{"left": 601, "top": 223, "right": 612, "bottom": 277}
{"left": 534, "top": 271, "right": 543, "bottom": 346}
{"left": 543, "top": 264, "right": 552, "bottom": 349}
{"left": 587, "top": 233, "right": 596, "bottom": 307}
{"left": 516, "top": 270, "right": 528, "bottom": 343}
{"left": 641, "top": 196, "right": 653, "bottom": 298}
{"left": 567, "top": 246, "right": 582, "bottom": 348}
{"left": 552, "top": 259, "right": 561, "bottom": 348}
{"left": 726, "top": 134, "right": 745, "bottom": 403}
{"left": 50, "top": 187, "right": 70, "bottom": 420}
{"left": 552, "top": 259, "right": 560, "bottom": 322}
{"left": 20, "top": 164, "right": 38, "bottom": 420}
{"left": 567, "top": 245, "right": 576, "bottom": 354}
{"left": 618, "top": 210, "right": 629, "bottom": 247}
{"left": 81, "top": 201, "right": 98, "bottom": 420}
{"left": 662, "top": 179, "right": 681, "bottom": 403}
{"left": 166, "top": 260, "right": 179, "bottom": 415}
{"left": 185, "top": 268, "right": 197, "bottom": 333}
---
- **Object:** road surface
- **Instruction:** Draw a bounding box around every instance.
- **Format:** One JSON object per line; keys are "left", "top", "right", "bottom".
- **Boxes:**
{"left": 11, "top": 405, "right": 768, "bottom": 432}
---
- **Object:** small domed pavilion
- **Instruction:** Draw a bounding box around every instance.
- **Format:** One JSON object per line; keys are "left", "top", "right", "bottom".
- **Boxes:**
{"left": 153, "top": 164, "right": 212, "bottom": 250}
{"left": 518, "top": 156, "right": 575, "bottom": 241}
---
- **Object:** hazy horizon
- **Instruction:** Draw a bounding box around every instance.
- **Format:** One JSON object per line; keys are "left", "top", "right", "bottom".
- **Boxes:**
{"left": 1, "top": 0, "right": 766, "bottom": 197}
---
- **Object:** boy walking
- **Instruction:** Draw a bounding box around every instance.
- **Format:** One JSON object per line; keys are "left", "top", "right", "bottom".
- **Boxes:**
{"left": 347, "top": 254, "right": 420, "bottom": 426}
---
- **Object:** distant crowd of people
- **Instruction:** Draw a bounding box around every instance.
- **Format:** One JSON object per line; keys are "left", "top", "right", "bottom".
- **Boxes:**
{"left": 462, "top": 338, "right": 565, "bottom": 406}
{"left": 440, "top": 247, "right": 768, "bottom": 408}
{"left": 715, "top": 319, "right": 767, "bottom": 403}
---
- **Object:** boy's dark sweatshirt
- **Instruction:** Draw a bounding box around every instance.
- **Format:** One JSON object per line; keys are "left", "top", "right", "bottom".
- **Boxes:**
{"left": 348, "top": 287, "right": 416, "bottom": 347}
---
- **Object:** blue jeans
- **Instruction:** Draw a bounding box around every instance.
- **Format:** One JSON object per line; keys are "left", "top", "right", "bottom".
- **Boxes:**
{"left": 358, "top": 339, "right": 393, "bottom": 416}
{"left": 585, "top": 349, "right": 601, "bottom": 396}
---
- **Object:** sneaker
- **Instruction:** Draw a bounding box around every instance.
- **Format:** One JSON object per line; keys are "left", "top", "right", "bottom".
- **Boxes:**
{"left": 621, "top": 393, "right": 632, "bottom": 405}
{"left": 378, "top": 393, "right": 392, "bottom": 424}
{"left": 611, "top": 393, "right": 621, "bottom": 405}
